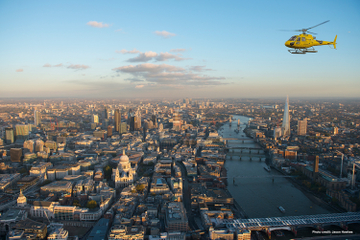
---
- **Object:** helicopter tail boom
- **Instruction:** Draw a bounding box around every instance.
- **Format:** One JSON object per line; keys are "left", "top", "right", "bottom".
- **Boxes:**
{"left": 333, "top": 35, "right": 337, "bottom": 49}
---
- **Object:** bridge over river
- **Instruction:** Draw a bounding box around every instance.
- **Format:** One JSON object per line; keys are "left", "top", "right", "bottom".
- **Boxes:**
{"left": 222, "top": 212, "right": 360, "bottom": 238}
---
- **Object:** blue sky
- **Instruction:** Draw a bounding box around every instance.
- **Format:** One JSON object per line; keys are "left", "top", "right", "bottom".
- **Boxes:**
{"left": 1, "top": 0, "right": 359, "bottom": 98}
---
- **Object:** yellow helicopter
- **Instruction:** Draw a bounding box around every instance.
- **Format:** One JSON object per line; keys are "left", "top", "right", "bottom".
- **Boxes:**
{"left": 284, "top": 20, "right": 337, "bottom": 54}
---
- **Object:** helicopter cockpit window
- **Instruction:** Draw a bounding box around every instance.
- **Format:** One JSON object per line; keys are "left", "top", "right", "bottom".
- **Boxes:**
{"left": 297, "top": 37, "right": 300, "bottom": 41}
{"left": 302, "top": 37, "right": 306, "bottom": 41}
{"left": 288, "top": 36, "right": 296, "bottom": 41}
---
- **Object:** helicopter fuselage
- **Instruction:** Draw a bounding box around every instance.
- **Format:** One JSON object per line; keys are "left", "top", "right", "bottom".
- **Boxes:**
{"left": 285, "top": 33, "right": 336, "bottom": 49}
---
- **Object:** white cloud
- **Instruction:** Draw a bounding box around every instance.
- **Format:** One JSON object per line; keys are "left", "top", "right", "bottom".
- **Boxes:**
{"left": 87, "top": 21, "right": 110, "bottom": 28}
{"left": 189, "top": 66, "right": 212, "bottom": 72}
{"left": 43, "top": 63, "right": 63, "bottom": 67}
{"left": 135, "top": 85, "right": 145, "bottom": 88}
{"left": 113, "top": 63, "right": 184, "bottom": 74}
{"left": 128, "top": 51, "right": 158, "bottom": 62}
{"left": 116, "top": 48, "right": 140, "bottom": 54}
{"left": 122, "top": 51, "right": 190, "bottom": 62}
{"left": 155, "top": 52, "right": 189, "bottom": 62}
{"left": 67, "top": 64, "right": 90, "bottom": 70}
{"left": 112, "top": 63, "right": 225, "bottom": 86}
{"left": 16, "top": 69, "right": 23, "bottom": 72}
{"left": 154, "top": 30, "right": 176, "bottom": 38}
{"left": 170, "top": 48, "right": 186, "bottom": 52}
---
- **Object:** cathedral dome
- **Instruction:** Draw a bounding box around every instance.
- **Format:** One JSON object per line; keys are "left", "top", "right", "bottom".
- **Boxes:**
{"left": 120, "top": 149, "right": 129, "bottom": 163}
{"left": 17, "top": 189, "right": 27, "bottom": 207}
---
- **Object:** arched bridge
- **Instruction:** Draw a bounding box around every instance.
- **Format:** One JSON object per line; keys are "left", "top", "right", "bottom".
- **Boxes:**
{"left": 222, "top": 212, "right": 360, "bottom": 237}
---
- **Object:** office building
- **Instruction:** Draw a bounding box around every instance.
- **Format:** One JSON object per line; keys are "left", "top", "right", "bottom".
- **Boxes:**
{"left": 120, "top": 122, "right": 127, "bottom": 134}
{"left": 40, "top": 181, "right": 72, "bottom": 195}
{"left": 108, "top": 225, "right": 144, "bottom": 240}
{"left": 334, "top": 127, "right": 338, "bottom": 135}
{"left": 114, "top": 109, "right": 121, "bottom": 132}
{"left": 135, "top": 111, "right": 141, "bottom": 130}
{"left": 104, "top": 107, "right": 109, "bottom": 120}
{"left": 130, "top": 116, "right": 138, "bottom": 132}
{"left": 88, "top": 218, "right": 109, "bottom": 240}
{"left": 5, "top": 127, "right": 14, "bottom": 144}
{"left": 281, "top": 96, "right": 290, "bottom": 137}
{"left": 151, "top": 114, "right": 157, "bottom": 127}
{"left": 10, "top": 148, "right": 22, "bottom": 162}
{"left": 273, "top": 126, "right": 282, "bottom": 139}
{"left": 165, "top": 202, "right": 188, "bottom": 232}
{"left": 297, "top": 119, "right": 307, "bottom": 136}
{"left": 23, "top": 140, "right": 35, "bottom": 153}
{"left": 35, "top": 139, "right": 44, "bottom": 152}
{"left": 173, "top": 110, "right": 181, "bottom": 131}
{"left": 15, "top": 124, "right": 29, "bottom": 142}
{"left": 14, "top": 219, "right": 47, "bottom": 239}
{"left": 34, "top": 110, "right": 41, "bottom": 126}
{"left": 107, "top": 125, "right": 113, "bottom": 137}
{"left": 92, "top": 114, "right": 99, "bottom": 124}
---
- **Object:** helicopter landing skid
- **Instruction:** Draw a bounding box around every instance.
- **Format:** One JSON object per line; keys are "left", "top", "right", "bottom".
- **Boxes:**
{"left": 288, "top": 48, "right": 317, "bottom": 54}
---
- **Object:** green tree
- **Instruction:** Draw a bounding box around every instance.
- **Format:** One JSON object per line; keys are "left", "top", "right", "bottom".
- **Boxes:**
{"left": 136, "top": 184, "right": 145, "bottom": 192}
{"left": 19, "top": 167, "right": 28, "bottom": 175}
{"left": 87, "top": 200, "right": 97, "bottom": 209}
{"left": 103, "top": 165, "right": 112, "bottom": 180}
{"left": 73, "top": 199, "right": 80, "bottom": 207}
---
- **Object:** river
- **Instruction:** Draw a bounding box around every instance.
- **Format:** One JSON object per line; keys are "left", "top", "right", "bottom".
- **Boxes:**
{"left": 220, "top": 115, "right": 330, "bottom": 218}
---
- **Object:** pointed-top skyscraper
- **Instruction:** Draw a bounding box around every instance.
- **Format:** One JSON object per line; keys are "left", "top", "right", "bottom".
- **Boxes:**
{"left": 282, "top": 95, "right": 290, "bottom": 137}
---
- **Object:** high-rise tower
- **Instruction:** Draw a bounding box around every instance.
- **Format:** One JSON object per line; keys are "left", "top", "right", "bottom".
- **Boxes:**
{"left": 92, "top": 114, "right": 99, "bottom": 124}
{"left": 34, "top": 110, "right": 41, "bottom": 126}
{"left": 5, "top": 127, "right": 14, "bottom": 144}
{"left": 297, "top": 119, "right": 307, "bottom": 136}
{"left": 15, "top": 124, "right": 29, "bottom": 142}
{"left": 281, "top": 96, "right": 291, "bottom": 137}
{"left": 114, "top": 109, "right": 121, "bottom": 132}
{"left": 104, "top": 108, "right": 109, "bottom": 120}
{"left": 173, "top": 110, "right": 181, "bottom": 131}
{"left": 135, "top": 111, "right": 141, "bottom": 130}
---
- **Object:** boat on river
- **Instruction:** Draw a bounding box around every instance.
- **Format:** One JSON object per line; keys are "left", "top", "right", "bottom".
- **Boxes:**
{"left": 264, "top": 166, "right": 271, "bottom": 172}
{"left": 278, "top": 206, "right": 285, "bottom": 213}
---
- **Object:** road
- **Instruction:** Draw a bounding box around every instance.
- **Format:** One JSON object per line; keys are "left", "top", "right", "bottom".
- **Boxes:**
{"left": 176, "top": 161, "right": 198, "bottom": 231}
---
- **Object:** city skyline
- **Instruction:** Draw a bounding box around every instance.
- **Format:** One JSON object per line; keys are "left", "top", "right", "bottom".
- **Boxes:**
{"left": 1, "top": 1, "right": 360, "bottom": 99}
{"left": 0, "top": 94, "right": 360, "bottom": 238}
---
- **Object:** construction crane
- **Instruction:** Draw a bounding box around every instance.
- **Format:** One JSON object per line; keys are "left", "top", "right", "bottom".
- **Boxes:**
{"left": 50, "top": 119, "right": 55, "bottom": 131}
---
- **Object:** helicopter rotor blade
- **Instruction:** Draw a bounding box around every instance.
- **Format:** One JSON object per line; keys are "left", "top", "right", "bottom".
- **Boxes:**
{"left": 307, "top": 31, "right": 317, "bottom": 35}
{"left": 279, "top": 30, "right": 301, "bottom": 32}
{"left": 306, "top": 20, "right": 329, "bottom": 31}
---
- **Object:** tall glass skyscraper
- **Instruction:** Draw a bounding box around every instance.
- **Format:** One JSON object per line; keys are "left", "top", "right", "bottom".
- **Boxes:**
{"left": 282, "top": 96, "right": 291, "bottom": 137}
{"left": 104, "top": 108, "right": 109, "bottom": 120}
{"left": 5, "top": 127, "right": 14, "bottom": 144}
{"left": 15, "top": 124, "right": 29, "bottom": 142}
{"left": 114, "top": 109, "right": 121, "bottom": 132}
{"left": 34, "top": 110, "right": 41, "bottom": 126}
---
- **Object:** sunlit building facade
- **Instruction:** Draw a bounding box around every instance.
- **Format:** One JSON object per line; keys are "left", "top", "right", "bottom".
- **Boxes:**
{"left": 114, "top": 109, "right": 121, "bottom": 132}
{"left": 281, "top": 96, "right": 290, "bottom": 137}
{"left": 297, "top": 119, "right": 307, "bottom": 136}
{"left": 34, "top": 110, "right": 41, "bottom": 126}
